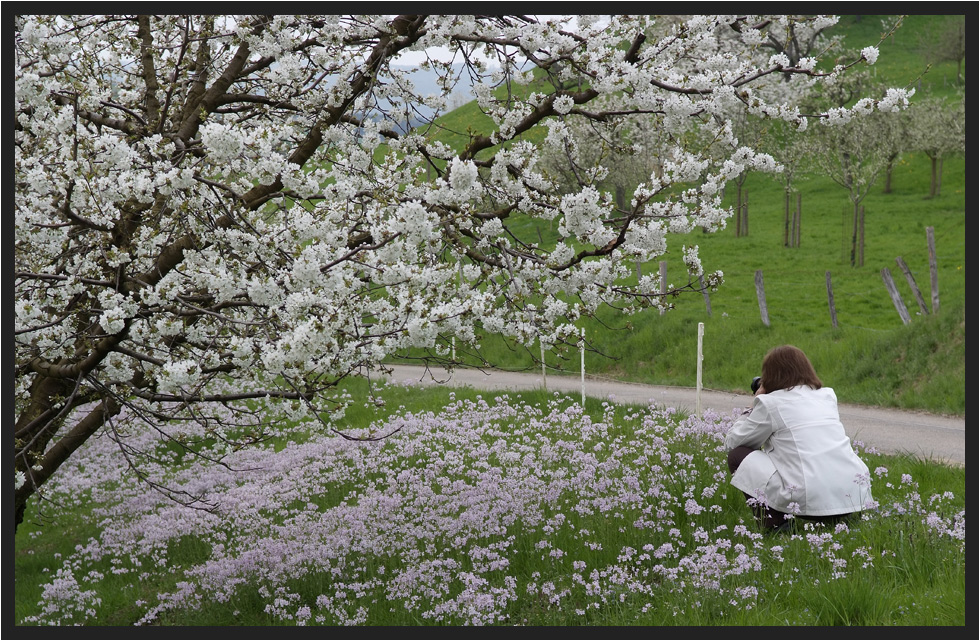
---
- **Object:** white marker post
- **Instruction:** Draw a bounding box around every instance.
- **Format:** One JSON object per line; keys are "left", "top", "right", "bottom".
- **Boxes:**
{"left": 696, "top": 322, "right": 704, "bottom": 419}
{"left": 580, "top": 327, "right": 586, "bottom": 408}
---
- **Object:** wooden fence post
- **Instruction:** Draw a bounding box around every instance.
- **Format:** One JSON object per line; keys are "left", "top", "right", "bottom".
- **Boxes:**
{"left": 927, "top": 226, "right": 940, "bottom": 313}
{"left": 755, "top": 270, "right": 770, "bottom": 327}
{"left": 698, "top": 273, "right": 712, "bottom": 317}
{"left": 735, "top": 184, "right": 743, "bottom": 237}
{"left": 881, "top": 268, "right": 911, "bottom": 325}
{"left": 659, "top": 260, "right": 667, "bottom": 315}
{"left": 826, "top": 271, "right": 838, "bottom": 329}
{"left": 895, "top": 256, "right": 930, "bottom": 315}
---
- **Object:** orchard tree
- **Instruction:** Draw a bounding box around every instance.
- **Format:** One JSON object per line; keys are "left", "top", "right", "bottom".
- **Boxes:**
{"left": 757, "top": 117, "right": 813, "bottom": 247}
{"left": 917, "top": 14, "right": 966, "bottom": 85}
{"left": 759, "top": 13, "right": 844, "bottom": 74}
{"left": 908, "top": 93, "right": 966, "bottom": 198}
{"left": 807, "top": 106, "right": 908, "bottom": 267}
{"left": 802, "top": 57, "right": 911, "bottom": 267}
{"left": 536, "top": 96, "right": 676, "bottom": 207}
{"left": 14, "top": 14, "right": 907, "bottom": 530}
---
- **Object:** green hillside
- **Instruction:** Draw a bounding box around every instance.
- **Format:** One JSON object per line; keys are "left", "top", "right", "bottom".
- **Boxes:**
{"left": 392, "top": 15, "right": 968, "bottom": 416}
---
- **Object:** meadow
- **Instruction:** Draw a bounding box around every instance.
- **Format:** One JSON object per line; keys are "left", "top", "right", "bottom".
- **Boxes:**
{"left": 14, "top": 379, "right": 965, "bottom": 627}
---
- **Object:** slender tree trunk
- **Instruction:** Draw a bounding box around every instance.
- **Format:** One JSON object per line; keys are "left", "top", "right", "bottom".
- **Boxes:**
{"left": 884, "top": 153, "right": 898, "bottom": 193}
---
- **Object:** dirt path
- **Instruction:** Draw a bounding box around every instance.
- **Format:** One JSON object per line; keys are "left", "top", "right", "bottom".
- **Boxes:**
{"left": 384, "top": 364, "right": 966, "bottom": 467}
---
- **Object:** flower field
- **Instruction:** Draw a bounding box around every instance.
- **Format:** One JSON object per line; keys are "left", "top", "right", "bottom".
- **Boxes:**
{"left": 15, "top": 383, "right": 966, "bottom": 627}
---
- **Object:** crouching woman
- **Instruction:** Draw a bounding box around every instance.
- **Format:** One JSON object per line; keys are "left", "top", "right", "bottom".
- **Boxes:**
{"left": 726, "top": 345, "right": 873, "bottom": 532}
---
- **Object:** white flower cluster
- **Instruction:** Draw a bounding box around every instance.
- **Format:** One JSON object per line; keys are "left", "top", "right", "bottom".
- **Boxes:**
{"left": 683, "top": 245, "right": 704, "bottom": 279}
{"left": 557, "top": 188, "right": 616, "bottom": 248}
{"left": 552, "top": 94, "right": 575, "bottom": 115}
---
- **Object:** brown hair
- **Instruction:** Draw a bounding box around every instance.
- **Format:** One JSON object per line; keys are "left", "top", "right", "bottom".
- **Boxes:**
{"left": 760, "top": 345, "right": 822, "bottom": 393}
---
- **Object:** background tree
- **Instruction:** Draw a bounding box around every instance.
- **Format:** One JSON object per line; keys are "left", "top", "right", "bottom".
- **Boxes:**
{"left": 759, "top": 117, "right": 813, "bottom": 247}
{"left": 801, "top": 51, "right": 910, "bottom": 267}
{"left": 537, "top": 97, "right": 675, "bottom": 208}
{"left": 757, "top": 12, "right": 845, "bottom": 81}
{"left": 908, "top": 93, "right": 966, "bottom": 198}
{"left": 917, "top": 14, "right": 967, "bottom": 85}
{"left": 880, "top": 104, "right": 914, "bottom": 194}
{"left": 13, "top": 14, "right": 905, "bottom": 530}
{"left": 806, "top": 105, "right": 907, "bottom": 267}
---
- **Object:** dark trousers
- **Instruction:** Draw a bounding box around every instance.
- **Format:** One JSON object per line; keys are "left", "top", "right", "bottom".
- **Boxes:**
{"left": 727, "top": 446, "right": 856, "bottom": 531}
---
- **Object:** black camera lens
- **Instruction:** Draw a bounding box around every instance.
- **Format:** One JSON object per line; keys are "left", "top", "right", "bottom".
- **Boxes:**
{"left": 751, "top": 376, "right": 762, "bottom": 394}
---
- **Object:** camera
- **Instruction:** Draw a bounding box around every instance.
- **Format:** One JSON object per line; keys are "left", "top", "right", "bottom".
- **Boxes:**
{"left": 751, "top": 376, "right": 762, "bottom": 394}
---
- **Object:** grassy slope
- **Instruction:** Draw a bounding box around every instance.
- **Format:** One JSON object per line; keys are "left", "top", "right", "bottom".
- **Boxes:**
{"left": 396, "top": 15, "right": 968, "bottom": 416}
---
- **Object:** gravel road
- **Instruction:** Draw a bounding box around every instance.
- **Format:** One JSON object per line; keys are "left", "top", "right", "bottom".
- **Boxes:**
{"left": 385, "top": 364, "right": 966, "bottom": 467}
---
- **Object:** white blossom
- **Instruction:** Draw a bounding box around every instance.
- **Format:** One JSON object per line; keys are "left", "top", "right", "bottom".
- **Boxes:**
{"left": 768, "top": 53, "right": 791, "bottom": 68}
{"left": 553, "top": 94, "right": 575, "bottom": 115}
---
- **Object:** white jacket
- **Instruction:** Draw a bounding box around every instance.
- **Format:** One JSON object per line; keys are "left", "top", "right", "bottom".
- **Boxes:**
{"left": 725, "top": 386, "right": 873, "bottom": 517}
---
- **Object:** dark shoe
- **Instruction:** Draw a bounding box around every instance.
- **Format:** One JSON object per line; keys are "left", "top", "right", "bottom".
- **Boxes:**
{"left": 768, "top": 519, "right": 795, "bottom": 535}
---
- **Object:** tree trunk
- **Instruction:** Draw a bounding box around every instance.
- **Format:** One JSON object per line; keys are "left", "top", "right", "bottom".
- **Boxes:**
{"left": 15, "top": 398, "right": 122, "bottom": 531}
{"left": 884, "top": 153, "right": 898, "bottom": 193}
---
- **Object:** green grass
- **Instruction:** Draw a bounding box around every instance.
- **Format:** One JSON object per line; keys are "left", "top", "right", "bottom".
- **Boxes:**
{"left": 14, "top": 382, "right": 966, "bottom": 627}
